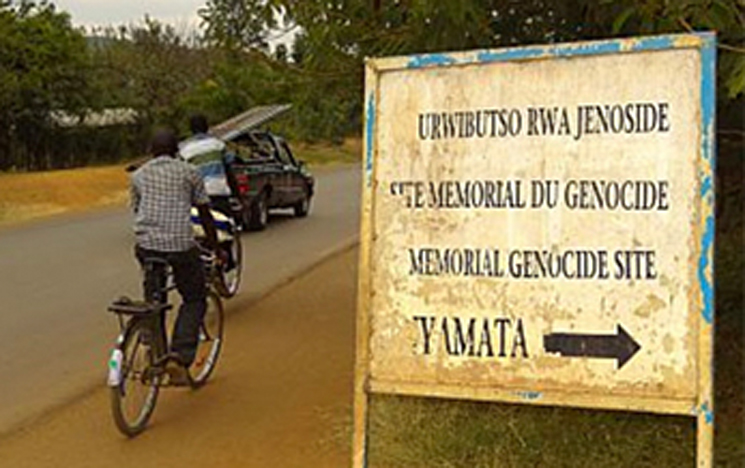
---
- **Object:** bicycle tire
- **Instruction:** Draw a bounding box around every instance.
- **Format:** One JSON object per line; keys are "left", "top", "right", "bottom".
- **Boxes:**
{"left": 188, "top": 291, "right": 224, "bottom": 388}
{"left": 214, "top": 233, "right": 242, "bottom": 298}
{"left": 110, "top": 318, "right": 160, "bottom": 437}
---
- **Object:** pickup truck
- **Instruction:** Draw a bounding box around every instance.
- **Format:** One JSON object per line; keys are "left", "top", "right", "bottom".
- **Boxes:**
{"left": 212, "top": 104, "right": 315, "bottom": 231}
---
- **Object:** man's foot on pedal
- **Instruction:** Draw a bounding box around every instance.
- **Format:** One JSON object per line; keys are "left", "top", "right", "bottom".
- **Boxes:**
{"left": 164, "top": 354, "right": 190, "bottom": 386}
{"left": 165, "top": 363, "right": 190, "bottom": 386}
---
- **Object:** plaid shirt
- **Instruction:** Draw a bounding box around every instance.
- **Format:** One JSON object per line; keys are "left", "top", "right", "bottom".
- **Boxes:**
{"left": 130, "top": 155, "right": 210, "bottom": 252}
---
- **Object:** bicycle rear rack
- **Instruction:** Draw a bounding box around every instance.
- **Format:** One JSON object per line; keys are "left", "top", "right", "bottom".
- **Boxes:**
{"left": 108, "top": 296, "right": 173, "bottom": 316}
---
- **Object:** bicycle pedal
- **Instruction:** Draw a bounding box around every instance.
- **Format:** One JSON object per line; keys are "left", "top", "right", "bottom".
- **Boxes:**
{"left": 164, "top": 366, "right": 190, "bottom": 387}
{"left": 143, "top": 366, "right": 164, "bottom": 385}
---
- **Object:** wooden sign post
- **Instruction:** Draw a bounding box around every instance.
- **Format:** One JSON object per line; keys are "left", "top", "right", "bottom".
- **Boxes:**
{"left": 354, "top": 33, "right": 716, "bottom": 467}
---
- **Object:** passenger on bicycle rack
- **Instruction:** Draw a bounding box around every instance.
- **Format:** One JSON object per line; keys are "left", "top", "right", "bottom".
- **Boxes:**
{"left": 190, "top": 207, "right": 237, "bottom": 272}
{"left": 179, "top": 113, "right": 244, "bottom": 227}
{"left": 130, "top": 128, "right": 225, "bottom": 385}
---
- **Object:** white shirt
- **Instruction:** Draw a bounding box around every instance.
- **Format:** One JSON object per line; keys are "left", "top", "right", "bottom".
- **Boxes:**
{"left": 179, "top": 134, "right": 231, "bottom": 197}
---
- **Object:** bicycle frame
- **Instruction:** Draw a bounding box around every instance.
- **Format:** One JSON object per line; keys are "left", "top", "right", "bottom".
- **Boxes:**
{"left": 113, "top": 249, "right": 219, "bottom": 361}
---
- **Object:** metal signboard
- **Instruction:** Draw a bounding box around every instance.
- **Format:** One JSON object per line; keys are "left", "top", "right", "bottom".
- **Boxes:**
{"left": 354, "top": 33, "right": 715, "bottom": 467}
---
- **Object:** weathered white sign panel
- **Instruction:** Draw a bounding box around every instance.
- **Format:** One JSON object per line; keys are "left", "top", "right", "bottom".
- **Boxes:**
{"left": 354, "top": 33, "right": 715, "bottom": 467}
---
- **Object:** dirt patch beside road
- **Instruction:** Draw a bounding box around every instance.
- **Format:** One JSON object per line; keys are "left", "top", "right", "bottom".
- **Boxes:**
{"left": 0, "top": 139, "right": 361, "bottom": 228}
{"left": 0, "top": 247, "right": 358, "bottom": 467}
{"left": 0, "top": 165, "right": 129, "bottom": 226}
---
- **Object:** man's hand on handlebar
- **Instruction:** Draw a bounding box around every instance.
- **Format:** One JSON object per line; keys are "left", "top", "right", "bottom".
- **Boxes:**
{"left": 196, "top": 243, "right": 228, "bottom": 267}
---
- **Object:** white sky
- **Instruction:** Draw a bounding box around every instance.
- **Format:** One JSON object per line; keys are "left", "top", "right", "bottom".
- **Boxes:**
{"left": 53, "top": 0, "right": 297, "bottom": 47}
{"left": 53, "top": 0, "right": 206, "bottom": 32}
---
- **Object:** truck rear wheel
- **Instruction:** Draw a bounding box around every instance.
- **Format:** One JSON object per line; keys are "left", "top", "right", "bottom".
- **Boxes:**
{"left": 293, "top": 189, "right": 311, "bottom": 218}
{"left": 248, "top": 193, "right": 269, "bottom": 231}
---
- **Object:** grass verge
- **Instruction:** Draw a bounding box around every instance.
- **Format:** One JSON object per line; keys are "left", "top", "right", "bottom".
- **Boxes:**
{"left": 369, "top": 395, "right": 695, "bottom": 468}
{"left": 293, "top": 138, "right": 361, "bottom": 167}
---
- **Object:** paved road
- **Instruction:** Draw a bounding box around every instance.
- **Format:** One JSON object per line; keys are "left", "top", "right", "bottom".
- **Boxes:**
{"left": 0, "top": 165, "right": 360, "bottom": 435}
{"left": 0, "top": 248, "right": 358, "bottom": 467}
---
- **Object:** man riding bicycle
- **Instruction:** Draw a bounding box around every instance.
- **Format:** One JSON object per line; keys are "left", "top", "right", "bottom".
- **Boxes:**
{"left": 129, "top": 128, "right": 224, "bottom": 384}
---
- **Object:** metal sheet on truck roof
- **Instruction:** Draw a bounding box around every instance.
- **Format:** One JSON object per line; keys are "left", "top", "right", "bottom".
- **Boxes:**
{"left": 210, "top": 104, "right": 292, "bottom": 141}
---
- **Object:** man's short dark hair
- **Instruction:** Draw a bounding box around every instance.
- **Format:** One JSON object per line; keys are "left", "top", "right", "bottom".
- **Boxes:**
{"left": 189, "top": 114, "right": 209, "bottom": 134}
{"left": 150, "top": 128, "right": 179, "bottom": 157}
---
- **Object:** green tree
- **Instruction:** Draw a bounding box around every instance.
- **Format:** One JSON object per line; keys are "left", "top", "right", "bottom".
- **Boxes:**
{"left": 178, "top": 52, "right": 291, "bottom": 128}
{"left": 605, "top": 0, "right": 745, "bottom": 99}
{"left": 90, "top": 17, "right": 214, "bottom": 129}
{"left": 193, "top": 0, "right": 745, "bottom": 142}
{"left": 263, "top": 0, "right": 611, "bottom": 140}
{"left": 0, "top": 0, "right": 92, "bottom": 170}
{"left": 199, "top": 0, "right": 279, "bottom": 51}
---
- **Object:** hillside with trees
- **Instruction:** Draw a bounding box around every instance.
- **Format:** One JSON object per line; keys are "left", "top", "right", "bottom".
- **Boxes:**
{"left": 0, "top": 0, "right": 742, "bottom": 171}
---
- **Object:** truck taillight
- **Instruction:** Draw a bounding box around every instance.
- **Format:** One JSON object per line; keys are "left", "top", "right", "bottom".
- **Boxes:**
{"left": 236, "top": 174, "right": 249, "bottom": 194}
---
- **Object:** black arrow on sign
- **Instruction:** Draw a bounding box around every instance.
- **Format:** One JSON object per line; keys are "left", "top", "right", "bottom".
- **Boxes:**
{"left": 543, "top": 324, "right": 641, "bottom": 370}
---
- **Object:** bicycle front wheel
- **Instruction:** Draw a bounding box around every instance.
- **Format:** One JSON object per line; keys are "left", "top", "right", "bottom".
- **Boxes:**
{"left": 110, "top": 319, "right": 160, "bottom": 437}
{"left": 215, "top": 233, "right": 242, "bottom": 298}
{"left": 188, "top": 291, "right": 224, "bottom": 388}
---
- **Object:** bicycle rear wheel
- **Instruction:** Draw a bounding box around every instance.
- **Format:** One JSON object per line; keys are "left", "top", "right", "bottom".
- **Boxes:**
{"left": 188, "top": 291, "right": 224, "bottom": 388}
{"left": 215, "top": 233, "right": 242, "bottom": 298}
{"left": 110, "top": 319, "right": 160, "bottom": 437}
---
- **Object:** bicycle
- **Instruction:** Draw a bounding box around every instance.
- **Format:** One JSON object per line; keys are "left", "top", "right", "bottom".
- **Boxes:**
{"left": 107, "top": 223, "right": 241, "bottom": 437}
{"left": 191, "top": 206, "right": 242, "bottom": 298}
